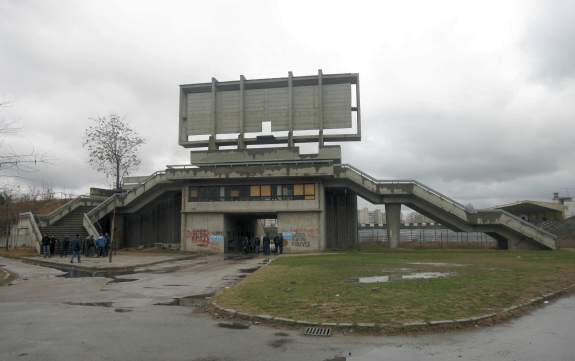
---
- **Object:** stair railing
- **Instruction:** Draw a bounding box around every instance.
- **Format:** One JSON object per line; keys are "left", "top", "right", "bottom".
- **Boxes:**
{"left": 18, "top": 212, "right": 43, "bottom": 253}
{"left": 83, "top": 213, "right": 100, "bottom": 238}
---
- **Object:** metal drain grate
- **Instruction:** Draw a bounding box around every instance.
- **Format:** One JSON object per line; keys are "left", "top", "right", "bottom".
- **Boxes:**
{"left": 304, "top": 327, "right": 331, "bottom": 337}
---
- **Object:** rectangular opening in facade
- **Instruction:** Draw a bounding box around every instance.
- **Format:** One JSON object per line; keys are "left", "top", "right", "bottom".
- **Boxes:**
{"left": 189, "top": 183, "right": 316, "bottom": 202}
{"left": 224, "top": 213, "right": 277, "bottom": 253}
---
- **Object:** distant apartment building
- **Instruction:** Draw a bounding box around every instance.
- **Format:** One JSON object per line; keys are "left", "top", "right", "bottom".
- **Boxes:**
{"left": 358, "top": 207, "right": 386, "bottom": 225}
{"left": 404, "top": 212, "right": 435, "bottom": 224}
{"left": 553, "top": 192, "right": 575, "bottom": 218}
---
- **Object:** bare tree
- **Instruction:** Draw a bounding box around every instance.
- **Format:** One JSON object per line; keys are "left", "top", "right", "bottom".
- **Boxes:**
{"left": 0, "top": 101, "right": 46, "bottom": 173}
{"left": 82, "top": 114, "right": 145, "bottom": 191}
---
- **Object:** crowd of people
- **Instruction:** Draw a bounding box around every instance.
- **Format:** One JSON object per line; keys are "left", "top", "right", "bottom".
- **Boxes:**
{"left": 40, "top": 233, "right": 112, "bottom": 263}
{"left": 236, "top": 233, "right": 284, "bottom": 255}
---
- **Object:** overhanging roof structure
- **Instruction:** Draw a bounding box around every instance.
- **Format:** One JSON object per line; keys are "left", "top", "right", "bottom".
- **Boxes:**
{"left": 495, "top": 200, "right": 565, "bottom": 214}
{"left": 178, "top": 71, "right": 360, "bottom": 148}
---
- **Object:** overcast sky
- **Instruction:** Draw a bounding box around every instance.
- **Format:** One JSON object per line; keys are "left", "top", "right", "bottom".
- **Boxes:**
{"left": 1, "top": 0, "right": 574, "bottom": 208}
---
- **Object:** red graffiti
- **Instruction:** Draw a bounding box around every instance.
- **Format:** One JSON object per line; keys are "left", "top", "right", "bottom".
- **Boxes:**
{"left": 185, "top": 229, "right": 209, "bottom": 247}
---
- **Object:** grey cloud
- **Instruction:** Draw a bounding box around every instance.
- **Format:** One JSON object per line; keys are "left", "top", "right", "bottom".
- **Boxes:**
{"left": 0, "top": 0, "right": 573, "bottom": 209}
{"left": 523, "top": 0, "right": 575, "bottom": 82}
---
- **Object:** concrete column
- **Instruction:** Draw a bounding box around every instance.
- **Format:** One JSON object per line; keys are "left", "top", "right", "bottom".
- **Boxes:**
{"left": 238, "top": 75, "right": 246, "bottom": 150}
{"left": 318, "top": 183, "right": 326, "bottom": 251}
{"left": 385, "top": 203, "right": 401, "bottom": 248}
{"left": 209, "top": 77, "right": 218, "bottom": 151}
{"left": 111, "top": 213, "right": 125, "bottom": 249}
{"left": 287, "top": 71, "right": 294, "bottom": 147}
{"left": 318, "top": 69, "right": 324, "bottom": 147}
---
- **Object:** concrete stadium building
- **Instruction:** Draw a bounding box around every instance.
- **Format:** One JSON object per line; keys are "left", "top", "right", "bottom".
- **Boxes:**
{"left": 14, "top": 71, "right": 557, "bottom": 252}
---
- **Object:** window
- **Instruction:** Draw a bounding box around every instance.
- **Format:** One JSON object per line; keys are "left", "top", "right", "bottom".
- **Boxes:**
{"left": 260, "top": 185, "right": 271, "bottom": 200}
{"left": 304, "top": 184, "right": 315, "bottom": 200}
{"left": 250, "top": 185, "right": 260, "bottom": 197}
{"left": 189, "top": 183, "right": 315, "bottom": 202}
{"left": 189, "top": 188, "right": 199, "bottom": 201}
{"left": 293, "top": 184, "right": 304, "bottom": 200}
{"left": 189, "top": 186, "right": 220, "bottom": 202}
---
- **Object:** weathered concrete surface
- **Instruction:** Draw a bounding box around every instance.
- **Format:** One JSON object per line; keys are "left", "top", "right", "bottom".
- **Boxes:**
{"left": 22, "top": 252, "right": 195, "bottom": 270}
{"left": 385, "top": 203, "right": 401, "bottom": 248}
{"left": 1, "top": 256, "right": 574, "bottom": 361}
{"left": 189, "top": 146, "right": 342, "bottom": 165}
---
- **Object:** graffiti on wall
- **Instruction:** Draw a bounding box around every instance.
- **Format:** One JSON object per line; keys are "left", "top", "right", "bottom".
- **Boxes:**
{"left": 185, "top": 229, "right": 209, "bottom": 247}
{"left": 282, "top": 227, "right": 318, "bottom": 248}
{"left": 185, "top": 229, "right": 224, "bottom": 250}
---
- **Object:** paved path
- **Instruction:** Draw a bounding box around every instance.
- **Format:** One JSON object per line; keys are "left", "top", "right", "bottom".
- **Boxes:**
{"left": 23, "top": 252, "right": 195, "bottom": 269}
{"left": 1, "top": 256, "right": 574, "bottom": 361}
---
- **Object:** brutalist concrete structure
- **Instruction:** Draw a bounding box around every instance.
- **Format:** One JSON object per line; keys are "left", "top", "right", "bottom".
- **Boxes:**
{"left": 14, "top": 71, "right": 558, "bottom": 252}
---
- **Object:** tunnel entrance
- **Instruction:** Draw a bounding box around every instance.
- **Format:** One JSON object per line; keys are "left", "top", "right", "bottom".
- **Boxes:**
{"left": 224, "top": 213, "right": 277, "bottom": 253}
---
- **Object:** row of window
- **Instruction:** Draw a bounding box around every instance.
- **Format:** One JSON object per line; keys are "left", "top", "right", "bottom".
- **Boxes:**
{"left": 189, "top": 184, "right": 316, "bottom": 202}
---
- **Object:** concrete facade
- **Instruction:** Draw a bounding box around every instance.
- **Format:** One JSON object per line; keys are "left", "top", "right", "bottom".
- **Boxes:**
{"left": 180, "top": 181, "right": 329, "bottom": 253}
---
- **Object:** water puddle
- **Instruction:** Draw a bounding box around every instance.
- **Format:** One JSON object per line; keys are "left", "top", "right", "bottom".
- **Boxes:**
{"left": 64, "top": 301, "right": 113, "bottom": 307}
{"left": 114, "top": 308, "right": 132, "bottom": 313}
{"left": 357, "top": 272, "right": 453, "bottom": 284}
{"left": 408, "top": 262, "right": 465, "bottom": 267}
{"left": 268, "top": 338, "right": 293, "bottom": 348}
{"left": 154, "top": 293, "right": 213, "bottom": 307}
{"left": 107, "top": 278, "right": 138, "bottom": 284}
{"left": 217, "top": 321, "right": 250, "bottom": 330}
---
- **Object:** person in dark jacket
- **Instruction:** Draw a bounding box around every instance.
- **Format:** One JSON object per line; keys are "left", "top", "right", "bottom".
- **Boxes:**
{"left": 274, "top": 234, "right": 280, "bottom": 254}
{"left": 49, "top": 237, "right": 56, "bottom": 257}
{"left": 262, "top": 234, "right": 270, "bottom": 256}
{"left": 41, "top": 235, "right": 50, "bottom": 258}
{"left": 104, "top": 233, "right": 111, "bottom": 257}
{"left": 254, "top": 236, "right": 261, "bottom": 255}
{"left": 277, "top": 233, "right": 284, "bottom": 254}
{"left": 70, "top": 234, "right": 81, "bottom": 264}
{"left": 62, "top": 237, "right": 70, "bottom": 257}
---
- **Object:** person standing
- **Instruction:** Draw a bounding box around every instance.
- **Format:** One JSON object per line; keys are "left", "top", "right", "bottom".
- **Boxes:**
{"left": 263, "top": 234, "right": 270, "bottom": 256}
{"left": 62, "top": 237, "right": 70, "bottom": 257}
{"left": 278, "top": 233, "right": 284, "bottom": 255}
{"left": 49, "top": 236, "right": 56, "bottom": 257}
{"left": 86, "top": 235, "right": 95, "bottom": 257}
{"left": 96, "top": 234, "right": 105, "bottom": 257}
{"left": 70, "top": 234, "right": 81, "bottom": 264}
{"left": 254, "top": 236, "right": 261, "bottom": 255}
{"left": 104, "top": 233, "right": 111, "bottom": 257}
{"left": 41, "top": 234, "right": 50, "bottom": 258}
{"left": 274, "top": 234, "right": 280, "bottom": 254}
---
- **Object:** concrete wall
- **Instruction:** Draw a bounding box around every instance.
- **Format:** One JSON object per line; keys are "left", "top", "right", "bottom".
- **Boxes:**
{"left": 325, "top": 188, "right": 358, "bottom": 249}
{"left": 190, "top": 146, "right": 341, "bottom": 165}
{"left": 123, "top": 191, "right": 181, "bottom": 248}
{"left": 181, "top": 213, "right": 225, "bottom": 253}
{"left": 278, "top": 211, "right": 322, "bottom": 253}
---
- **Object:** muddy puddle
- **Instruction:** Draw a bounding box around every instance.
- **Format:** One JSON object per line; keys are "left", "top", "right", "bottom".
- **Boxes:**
{"left": 217, "top": 321, "right": 250, "bottom": 330}
{"left": 356, "top": 272, "right": 453, "bottom": 284}
{"left": 64, "top": 301, "right": 113, "bottom": 307}
{"left": 154, "top": 293, "right": 214, "bottom": 308}
{"left": 408, "top": 262, "right": 465, "bottom": 267}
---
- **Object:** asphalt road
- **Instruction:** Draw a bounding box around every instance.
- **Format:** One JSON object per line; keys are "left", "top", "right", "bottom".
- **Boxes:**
{"left": 0, "top": 256, "right": 574, "bottom": 361}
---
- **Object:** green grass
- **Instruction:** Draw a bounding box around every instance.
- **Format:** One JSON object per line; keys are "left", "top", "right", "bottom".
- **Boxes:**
{"left": 216, "top": 249, "right": 575, "bottom": 325}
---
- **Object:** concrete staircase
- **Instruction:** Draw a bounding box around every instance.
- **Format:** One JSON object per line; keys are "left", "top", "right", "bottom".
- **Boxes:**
{"left": 335, "top": 164, "right": 557, "bottom": 250}
{"left": 39, "top": 205, "right": 95, "bottom": 240}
